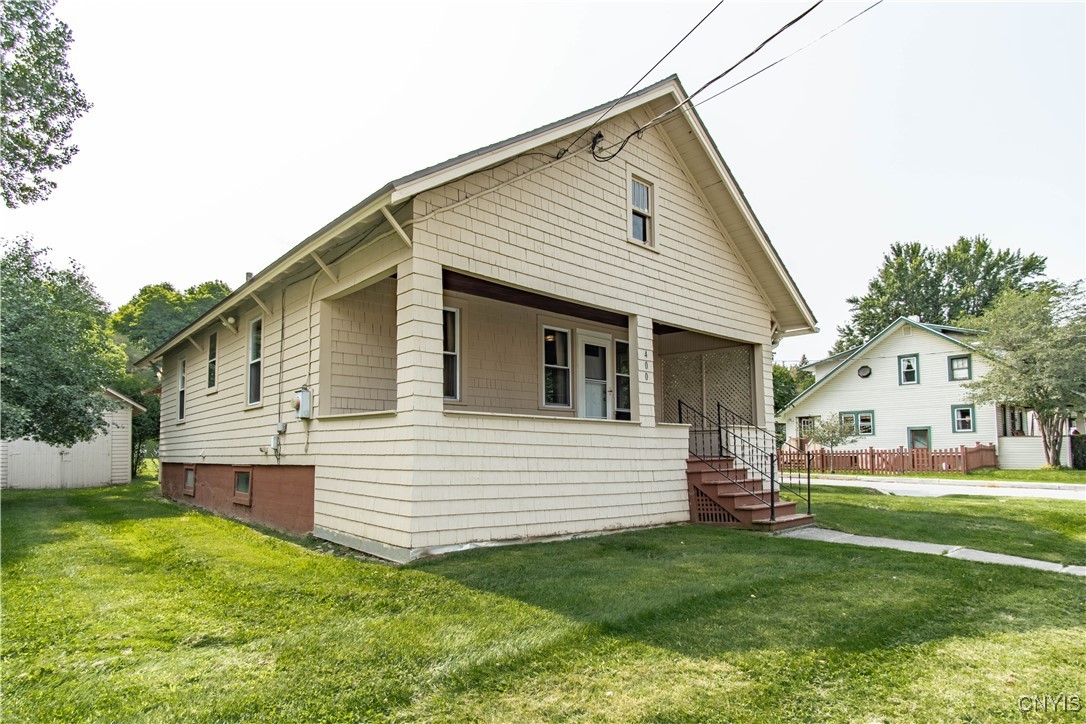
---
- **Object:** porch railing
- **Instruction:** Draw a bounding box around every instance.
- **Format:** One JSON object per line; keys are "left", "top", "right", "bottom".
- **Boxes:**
{"left": 678, "top": 400, "right": 812, "bottom": 520}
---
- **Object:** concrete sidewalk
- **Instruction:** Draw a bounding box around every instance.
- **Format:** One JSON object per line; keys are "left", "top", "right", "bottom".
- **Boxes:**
{"left": 779, "top": 527, "right": 1086, "bottom": 577}
{"left": 809, "top": 475, "right": 1086, "bottom": 501}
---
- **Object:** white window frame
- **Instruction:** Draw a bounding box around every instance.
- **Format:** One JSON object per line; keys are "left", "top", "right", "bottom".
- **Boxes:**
{"left": 443, "top": 307, "right": 460, "bottom": 401}
{"left": 898, "top": 354, "right": 919, "bottom": 385}
{"left": 626, "top": 166, "right": 657, "bottom": 248}
{"left": 206, "top": 331, "right": 218, "bottom": 391}
{"left": 615, "top": 340, "right": 631, "bottom": 420}
{"left": 177, "top": 358, "right": 186, "bottom": 421}
{"left": 541, "top": 326, "right": 572, "bottom": 409}
{"left": 952, "top": 404, "right": 976, "bottom": 433}
{"left": 247, "top": 318, "right": 263, "bottom": 406}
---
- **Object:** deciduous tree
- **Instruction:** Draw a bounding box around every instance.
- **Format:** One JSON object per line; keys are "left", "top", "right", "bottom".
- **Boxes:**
{"left": 960, "top": 282, "right": 1086, "bottom": 467}
{"left": 1, "top": 236, "right": 126, "bottom": 446}
{"left": 1, "top": 0, "right": 91, "bottom": 207}
{"left": 110, "top": 280, "right": 231, "bottom": 358}
{"left": 833, "top": 237, "right": 1045, "bottom": 353}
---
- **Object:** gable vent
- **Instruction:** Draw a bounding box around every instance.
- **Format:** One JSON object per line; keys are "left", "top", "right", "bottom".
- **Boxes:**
{"left": 902, "top": 327, "right": 912, "bottom": 336}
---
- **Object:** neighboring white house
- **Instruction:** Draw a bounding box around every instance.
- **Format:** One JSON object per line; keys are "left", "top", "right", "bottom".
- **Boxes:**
{"left": 777, "top": 317, "right": 1073, "bottom": 469}
{"left": 137, "top": 75, "right": 818, "bottom": 562}
{"left": 0, "top": 389, "right": 146, "bottom": 489}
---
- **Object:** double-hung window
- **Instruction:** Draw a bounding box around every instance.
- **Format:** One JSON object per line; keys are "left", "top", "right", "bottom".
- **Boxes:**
{"left": 898, "top": 354, "right": 919, "bottom": 385}
{"left": 948, "top": 354, "right": 971, "bottom": 381}
{"left": 952, "top": 404, "right": 975, "bottom": 433}
{"left": 177, "top": 359, "right": 187, "bottom": 421}
{"left": 248, "top": 319, "right": 263, "bottom": 405}
{"left": 542, "top": 327, "right": 571, "bottom": 407}
{"left": 207, "top": 332, "right": 218, "bottom": 389}
{"left": 630, "top": 177, "right": 652, "bottom": 245}
{"left": 443, "top": 308, "right": 460, "bottom": 400}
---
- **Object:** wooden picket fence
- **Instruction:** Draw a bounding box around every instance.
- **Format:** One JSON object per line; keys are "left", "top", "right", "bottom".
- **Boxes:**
{"left": 779, "top": 444, "right": 998, "bottom": 475}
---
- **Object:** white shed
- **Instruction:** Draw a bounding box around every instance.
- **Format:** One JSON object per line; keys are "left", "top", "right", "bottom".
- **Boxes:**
{"left": 0, "top": 389, "right": 146, "bottom": 489}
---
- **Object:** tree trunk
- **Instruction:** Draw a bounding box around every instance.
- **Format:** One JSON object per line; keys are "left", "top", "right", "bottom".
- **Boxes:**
{"left": 1038, "top": 413, "right": 1064, "bottom": 467}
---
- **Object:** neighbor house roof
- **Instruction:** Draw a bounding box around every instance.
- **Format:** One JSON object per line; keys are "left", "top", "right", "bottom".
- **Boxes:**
{"left": 138, "top": 75, "right": 817, "bottom": 367}
{"left": 779, "top": 317, "right": 981, "bottom": 414}
{"left": 104, "top": 387, "right": 148, "bottom": 413}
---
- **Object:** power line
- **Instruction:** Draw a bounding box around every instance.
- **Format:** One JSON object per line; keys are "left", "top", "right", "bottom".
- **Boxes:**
{"left": 556, "top": 0, "right": 725, "bottom": 160}
{"left": 691, "top": 0, "right": 885, "bottom": 110}
{"left": 592, "top": 0, "right": 827, "bottom": 162}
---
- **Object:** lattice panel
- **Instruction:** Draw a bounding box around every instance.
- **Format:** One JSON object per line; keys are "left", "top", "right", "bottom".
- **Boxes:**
{"left": 704, "top": 348, "right": 753, "bottom": 420}
{"left": 659, "top": 354, "right": 702, "bottom": 424}
{"left": 693, "top": 486, "right": 740, "bottom": 524}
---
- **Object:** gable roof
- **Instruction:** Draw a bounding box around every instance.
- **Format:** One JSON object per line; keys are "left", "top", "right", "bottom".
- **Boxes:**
{"left": 104, "top": 387, "right": 148, "bottom": 413}
{"left": 138, "top": 75, "right": 816, "bottom": 366}
{"left": 779, "top": 317, "right": 981, "bottom": 414}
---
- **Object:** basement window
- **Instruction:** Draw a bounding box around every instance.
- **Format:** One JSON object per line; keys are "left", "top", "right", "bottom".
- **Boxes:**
{"left": 233, "top": 467, "right": 252, "bottom": 506}
{"left": 183, "top": 466, "right": 196, "bottom": 496}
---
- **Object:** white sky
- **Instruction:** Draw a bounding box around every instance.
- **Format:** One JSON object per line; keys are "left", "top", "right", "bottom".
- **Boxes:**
{"left": 2, "top": 0, "right": 1083, "bottom": 363}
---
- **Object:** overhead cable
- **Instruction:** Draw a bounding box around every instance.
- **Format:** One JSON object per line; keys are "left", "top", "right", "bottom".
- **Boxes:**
{"left": 556, "top": 0, "right": 725, "bottom": 159}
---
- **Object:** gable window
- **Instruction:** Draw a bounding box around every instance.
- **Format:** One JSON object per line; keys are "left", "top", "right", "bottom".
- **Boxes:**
{"left": 840, "top": 410, "right": 875, "bottom": 436}
{"left": 898, "top": 354, "right": 919, "bottom": 385}
{"left": 952, "top": 404, "right": 975, "bottom": 433}
{"left": 948, "top": 354, "right": 971, "bottom": 381}
{"left": 233, "top": 467, "right": 252, "bottom": 506}
{"left": 443, "top": 308, "right": 460, "bottom": 400}
{"left": 207, "top": 332, "right": 218, "bottom": 389}
{"left": 248, "top": 318, "right": 263, "bottom": 405}
{"left": 177, "top": 358, "right": 187, "bottom": 421}
{"left": 630, "top": 177, "right": 653, "bottom": 245}
{"left": 542, "top": 327, "right": 571, "bottom": 407}
{"left": 615, "top": 340, "right": 631, "bottom": 421}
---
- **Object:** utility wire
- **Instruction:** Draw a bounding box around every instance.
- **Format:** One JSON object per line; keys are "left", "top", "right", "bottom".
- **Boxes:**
{"left": 556, "top": 0, "right": 725, "bottom": 159}
{"left": 592, "top": 0, "right": 826, "bottom": 162}
{"left": 692, "top": 0, "right": 885, "bottom": 110}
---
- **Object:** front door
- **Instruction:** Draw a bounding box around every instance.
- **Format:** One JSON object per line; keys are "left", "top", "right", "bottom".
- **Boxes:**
{"left": 578, "top": 333, "right": 611, "bottom": 419}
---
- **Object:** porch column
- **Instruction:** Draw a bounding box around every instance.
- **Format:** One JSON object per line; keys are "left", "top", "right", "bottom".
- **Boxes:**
{"left": 629, "top": 315, "right": 656, "bottom": 426}
{"left": 395, "top": 257, "right": 444, "bottom": 414}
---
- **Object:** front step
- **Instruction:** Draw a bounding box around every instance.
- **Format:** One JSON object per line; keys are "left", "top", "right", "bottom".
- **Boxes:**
{"left": 688, "top": 457, "right": 814, "bottom": 531}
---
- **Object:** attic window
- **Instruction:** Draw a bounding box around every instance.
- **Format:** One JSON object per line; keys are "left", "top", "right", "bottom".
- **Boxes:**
{"left": 630, "top": 177, "right": 653, "bottom": 246}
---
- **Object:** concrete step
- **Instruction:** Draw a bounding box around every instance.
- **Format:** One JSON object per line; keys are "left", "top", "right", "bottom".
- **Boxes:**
{"left": 749, "top": 513, "right": 816, "bottom": 532}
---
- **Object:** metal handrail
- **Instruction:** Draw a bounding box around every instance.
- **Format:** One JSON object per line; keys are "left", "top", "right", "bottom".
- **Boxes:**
{"left": 679, "top": 399, "right": 812, "bottom": 517}
{"left": 678, "top": 400, "right": 772, "bottom": 510}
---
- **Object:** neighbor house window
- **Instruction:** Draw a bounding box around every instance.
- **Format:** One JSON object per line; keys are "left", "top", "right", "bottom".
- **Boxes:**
{"left": 952, "top": 404, "right": 975, "bottom": 433}
{"left": 443, "top": 308, "right": 460, "bottom": 400}
{"left": 615, "top": 341, "right": 631, "bottom": 421}
{"left": 233, "top": 467, "right": 252, "bottom": 506}
{"left": 630, "top": 177, "right": 653, "bottom": 245}
{"left": 839, "top": 411, "right": 875, "bottom": 436}
{"left": 542, "top": 327, "right": 571, "bottom": 407}
{"left": 183, "top": 466, "right": 195, "bottom": 496}
{"left": 207, "top": 332, "right": 218, "bottom": 389}
{"left": 177, "top": 358, "right": 186, "bottom": 421}
{"left": 898, "top": 354, "right": 919, "bottom": 385}
{"left": 248, "top": 318, "right": 262, "bottom": 405}
{"left": 797, "top": 416, "right": 817, "bottom": 437}
{"left": 948, "top": 354, "right": 971, "bottom": 381}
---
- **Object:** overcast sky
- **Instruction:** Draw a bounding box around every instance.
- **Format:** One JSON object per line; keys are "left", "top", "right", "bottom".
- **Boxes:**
{"left": 2, "top": 0, "right": 1083, "bottom": 362}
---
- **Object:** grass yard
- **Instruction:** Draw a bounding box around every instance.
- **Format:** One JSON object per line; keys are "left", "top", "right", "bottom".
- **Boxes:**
{"left": 3, "top": 483, "right": 1084, "bottom": 722}
{"left": 793, "top": 485, "right": 1086, "bottom": 566}
{"left": 814, "top": 468, "right": 1086, "bottom": 484}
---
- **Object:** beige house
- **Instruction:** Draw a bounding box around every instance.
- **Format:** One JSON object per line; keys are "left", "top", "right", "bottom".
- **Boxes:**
{"left": 141, "top": 76, "right": 817, "bottom": 561}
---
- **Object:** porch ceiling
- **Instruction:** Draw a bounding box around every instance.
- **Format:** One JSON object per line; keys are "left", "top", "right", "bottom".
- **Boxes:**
{"left": 443, "top": 270, "right": 627, "bottom": 328}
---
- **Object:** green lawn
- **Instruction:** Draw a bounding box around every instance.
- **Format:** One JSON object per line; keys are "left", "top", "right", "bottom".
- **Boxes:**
{"left": 814, "top": 468, "right": 1086, "bottom": 484}
{"left": 793, "top": 485, "right": 1086, "bottom": 566}
{"left": 3, "top": 483, "right": 1084, "bottom": 722}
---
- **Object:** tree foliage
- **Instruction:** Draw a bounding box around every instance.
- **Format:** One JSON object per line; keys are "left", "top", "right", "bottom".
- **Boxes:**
{"left": 804, "top": 415, "right": 860, "bottom": 473}
{"left": 773, "top": 362, "right": 815, "bottom": 413}
{"left": 960, "top": 282, "right": 1086, "bottom": 467}
{"left": 1, "top": 236, "right": 126, "bottom": 446}
{"left": 110, "top": 280, "right": 231, "bottom": 358}
{"left": 0, "top": 0, "right": 91, "bottom": 207}
{"left": 833, "top": 236, "right": 1046, "bottom": 353}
